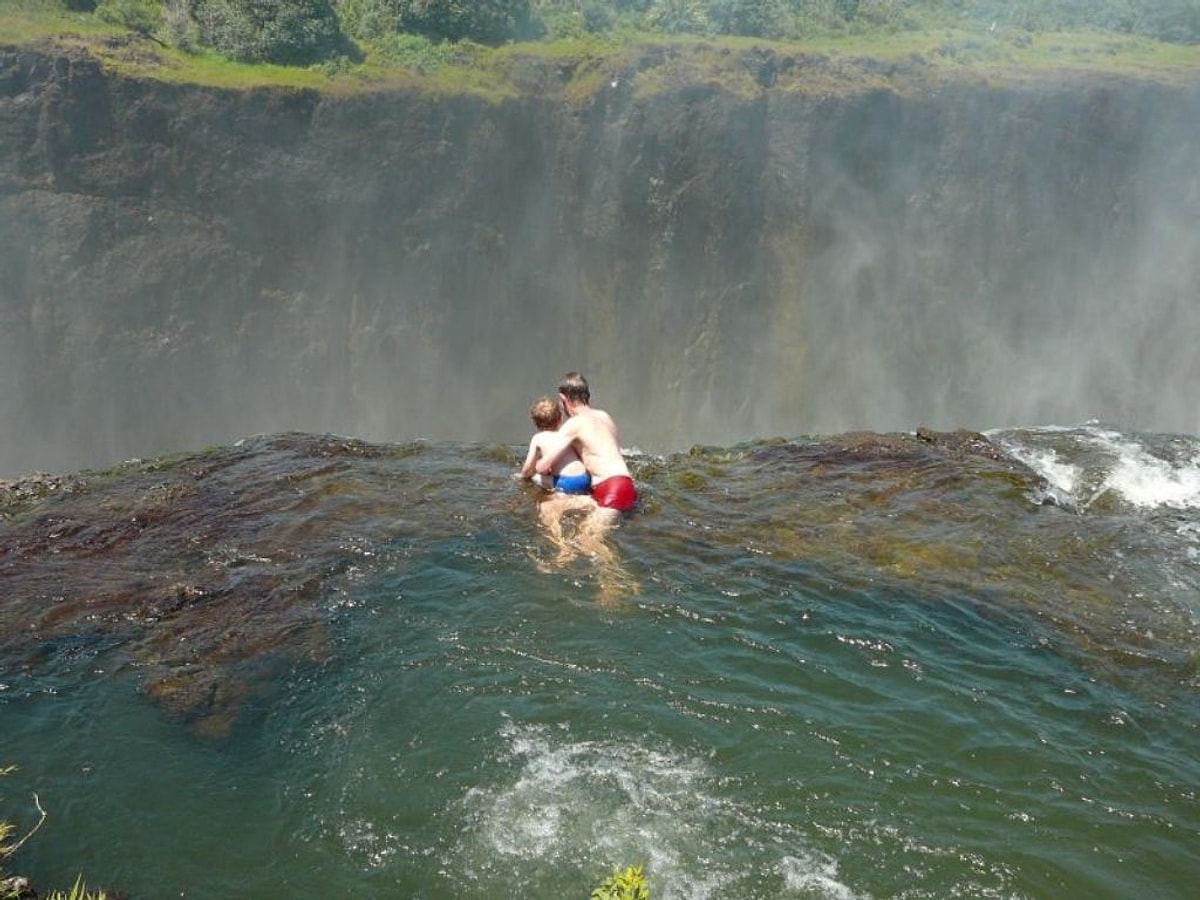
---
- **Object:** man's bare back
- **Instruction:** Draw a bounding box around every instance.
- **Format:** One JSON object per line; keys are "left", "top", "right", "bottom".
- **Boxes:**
{"left": 551, "top": 406, "right": 629, "bottom": 481}
{"left": 535, "top": 372, "right": 636, "bottom": 514}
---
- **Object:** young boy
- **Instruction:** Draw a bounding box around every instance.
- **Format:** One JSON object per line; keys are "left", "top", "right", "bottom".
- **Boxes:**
{"left": 518, "top": 396, "right": 597, "bottom": 562}
{"left": 518, "top": 396, "right": 592, "bottom": 494}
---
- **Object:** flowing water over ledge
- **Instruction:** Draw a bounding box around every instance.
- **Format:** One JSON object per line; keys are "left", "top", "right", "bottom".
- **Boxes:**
{"left": 2, "top": 427, "right": 1198, "bottom": 898}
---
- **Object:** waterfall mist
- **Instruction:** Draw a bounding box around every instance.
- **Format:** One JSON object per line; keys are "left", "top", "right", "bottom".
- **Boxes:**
{"left": 753, "top": 83, "right": 1200, "bottom": 440}
{"left": 1, "top": 62, "right": 1197, "bottom": 477}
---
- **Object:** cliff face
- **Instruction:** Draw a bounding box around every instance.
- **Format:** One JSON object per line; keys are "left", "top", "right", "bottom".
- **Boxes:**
{"left": 2, "top": 47, "right": 1198, "bottom": 474}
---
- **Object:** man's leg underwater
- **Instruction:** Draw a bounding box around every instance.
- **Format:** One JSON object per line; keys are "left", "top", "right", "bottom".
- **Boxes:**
{"left": 574, "top": 506, "right": 621, "bottom": 567}
{"left": 537, "top": 494, "right": 598, "bottom": 564}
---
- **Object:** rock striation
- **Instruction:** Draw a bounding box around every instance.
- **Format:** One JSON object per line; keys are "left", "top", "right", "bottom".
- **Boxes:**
{"left": 2, "top": 45, "right": 1198, "bottom": 474}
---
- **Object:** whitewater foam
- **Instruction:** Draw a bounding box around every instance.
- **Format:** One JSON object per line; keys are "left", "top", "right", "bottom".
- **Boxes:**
{"left": 1083, "top": 430, "right": 1200, "bottom": 510}
{"left": 1003, "top": 444, "right": 1081, "bottom": 498}
{"left": 992, "top": 425, "right": 1200, "bottom": 511}
{"left": 454, "top": 718, "right": 857, "bottom": 899}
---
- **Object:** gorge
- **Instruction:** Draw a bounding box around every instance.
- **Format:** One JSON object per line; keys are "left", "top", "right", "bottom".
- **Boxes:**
{"left": 4, "top": 33, "right": 1200, "bottom": 899}
{"left": 1, "top": 41, "right": 1198, "bottom": 475}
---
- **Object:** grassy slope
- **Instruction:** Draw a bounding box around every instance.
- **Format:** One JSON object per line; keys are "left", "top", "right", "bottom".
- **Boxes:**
{"left": 1, "top": 4, "right": 1199, "bottom": 101}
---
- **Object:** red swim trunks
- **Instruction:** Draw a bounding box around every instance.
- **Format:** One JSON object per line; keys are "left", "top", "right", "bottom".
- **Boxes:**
{"left": 592, "top": 475, "right": 637, "bottom": 512}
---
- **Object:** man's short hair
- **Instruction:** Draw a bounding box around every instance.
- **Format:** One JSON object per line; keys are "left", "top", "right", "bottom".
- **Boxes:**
{"left": 558, "top": 371, "right": 590, "bottom": 404}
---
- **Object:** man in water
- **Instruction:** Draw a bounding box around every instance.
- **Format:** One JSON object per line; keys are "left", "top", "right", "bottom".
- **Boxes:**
{"left": 535, "top": 371, "right": 637, "bottom": 517}
{"left": 530, "top": 372, "right": 638, "bottom": 598}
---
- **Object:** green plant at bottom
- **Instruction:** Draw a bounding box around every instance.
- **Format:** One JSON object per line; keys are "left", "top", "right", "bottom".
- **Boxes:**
{"left": 592, "top": 865, "right": 649, "bottom": 900}
{"left": 44, "top": 874, "right": 108, "bottom": 900}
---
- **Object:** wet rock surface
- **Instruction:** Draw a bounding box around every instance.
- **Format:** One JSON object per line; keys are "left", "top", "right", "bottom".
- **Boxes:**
{"left": 2, "top": 428, "right": 1197, "bottom": 737}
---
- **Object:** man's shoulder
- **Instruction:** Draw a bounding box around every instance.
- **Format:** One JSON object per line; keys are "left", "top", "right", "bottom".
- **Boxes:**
{"left": 582, "top": 408, "right": 617, "bottom": 431}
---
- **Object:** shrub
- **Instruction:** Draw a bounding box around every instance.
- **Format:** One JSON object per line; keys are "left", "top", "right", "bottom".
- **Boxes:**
{"left": 645, "top": 0, "right": 707, "bottom": 34}
{"left": 95, "top": 0, "right": 163, "bottom": 37}
{"left": 335, "top": 0, "right": 402, "bottom": 41}
{"left": 192, "top": 0, "right": 348, "bottom": 64}
{"left": 592, "top": 865, "right": 650, "bottom": 900}
{"left": 365, "top": 30, "right": 456, "bottom": 71}
{"left": 1135, "top": 0, "right": 1200, "bottom": 43}
{"left": 162, "top": 0, "right": 202, "bottom": 50}
{"left": 707, "top": 0, "right": 787, "bottom": 37}
{"left": 399, "top": 0, "right": 536, "bottom": 45}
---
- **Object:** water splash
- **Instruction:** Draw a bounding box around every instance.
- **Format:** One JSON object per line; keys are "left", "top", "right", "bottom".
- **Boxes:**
{"left": 1089, "top": 432, "right": 1200, "bottom": 511}
{"left": 453, "top": 718, "right": 856, "bottom": 899}
{"left": 991, "top": 424, "right": 1200, "bottom": 511}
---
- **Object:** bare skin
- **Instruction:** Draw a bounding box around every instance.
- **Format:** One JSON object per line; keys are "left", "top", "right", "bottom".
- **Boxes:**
{"left": 513, "top": 395, "right": 604, "bottom": 562}
{"left": 519, "top": 428, "right": 588, "bottom": 484}
{"left": 533, "top": 395, "right": 630, "bottom": 484}
{"left": 534, "top": 393, "right": 631, "bottom": 553}
{"left": 534, "top": 492, "right": 601, "bottom": 566}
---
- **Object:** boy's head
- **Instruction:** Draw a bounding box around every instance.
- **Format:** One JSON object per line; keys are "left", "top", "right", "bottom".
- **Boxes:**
{"left": 529, "top": 396, "right": 562, "bottom": 431}
{"left": 558, "top": 371, "right": 590, "bottom": 405}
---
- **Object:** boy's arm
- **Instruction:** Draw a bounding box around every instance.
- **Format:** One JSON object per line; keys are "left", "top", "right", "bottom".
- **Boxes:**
{"left": 534, "top": 424, "right": 578, "bottom": 475}
{"left": 518, "top": 437, "right": 540, "bottom": 479}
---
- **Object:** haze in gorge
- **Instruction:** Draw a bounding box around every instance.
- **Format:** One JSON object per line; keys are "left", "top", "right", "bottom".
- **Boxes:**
{"left": 1, "top": 21, "right": 1198, "bottom": 476}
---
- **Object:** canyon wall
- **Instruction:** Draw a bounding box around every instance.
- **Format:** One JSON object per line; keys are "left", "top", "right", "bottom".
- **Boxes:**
{"left": 2, "top": 47, "right": 1198, "bottom": 474}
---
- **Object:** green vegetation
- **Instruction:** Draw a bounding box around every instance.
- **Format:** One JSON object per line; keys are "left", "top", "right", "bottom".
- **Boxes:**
{"left": 21, "top": 0, "right": 1199, "bottom": 60}
{"left": 0, "top": 0, "right": 1196, "bottom": 97}
{"left": 592, "top": 864, "right": 650, "bottom": 900}
{"left": 41, "top": 875, "right": 109, "bottom": 900}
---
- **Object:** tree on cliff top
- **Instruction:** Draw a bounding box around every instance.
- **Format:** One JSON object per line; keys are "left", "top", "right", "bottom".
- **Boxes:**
{"left": 191, "top": 0, "right": 348, "bottom": 64}
{"left": 336, "top": 0, "right": 534, "bottom": 45}
{"left": 402, "top": 0, "right": 534, "bottom": 44}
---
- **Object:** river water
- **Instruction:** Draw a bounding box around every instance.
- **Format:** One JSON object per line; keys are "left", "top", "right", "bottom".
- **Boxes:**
{"left": 2, "top": 424, "right": 1198, "bottom": 898}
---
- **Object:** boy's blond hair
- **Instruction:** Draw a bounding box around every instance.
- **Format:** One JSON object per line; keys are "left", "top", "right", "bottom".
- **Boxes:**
{"left": 529, "top": 396, "right": 562, "bottom": 430}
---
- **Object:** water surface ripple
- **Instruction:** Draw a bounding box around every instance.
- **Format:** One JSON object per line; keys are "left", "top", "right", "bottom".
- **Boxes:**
{"left": 1, "top": 427, "right": 1197, "bottom": 898}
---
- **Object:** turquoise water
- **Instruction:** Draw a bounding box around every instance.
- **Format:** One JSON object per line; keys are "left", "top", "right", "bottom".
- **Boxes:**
{"left": 2, "top": 428, "right": 1198, "bottom": 898}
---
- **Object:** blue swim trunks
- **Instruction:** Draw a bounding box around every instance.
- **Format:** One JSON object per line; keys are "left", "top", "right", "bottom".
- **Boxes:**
{"left": 553, "top": 472, "right": 592, "bottom": 495}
